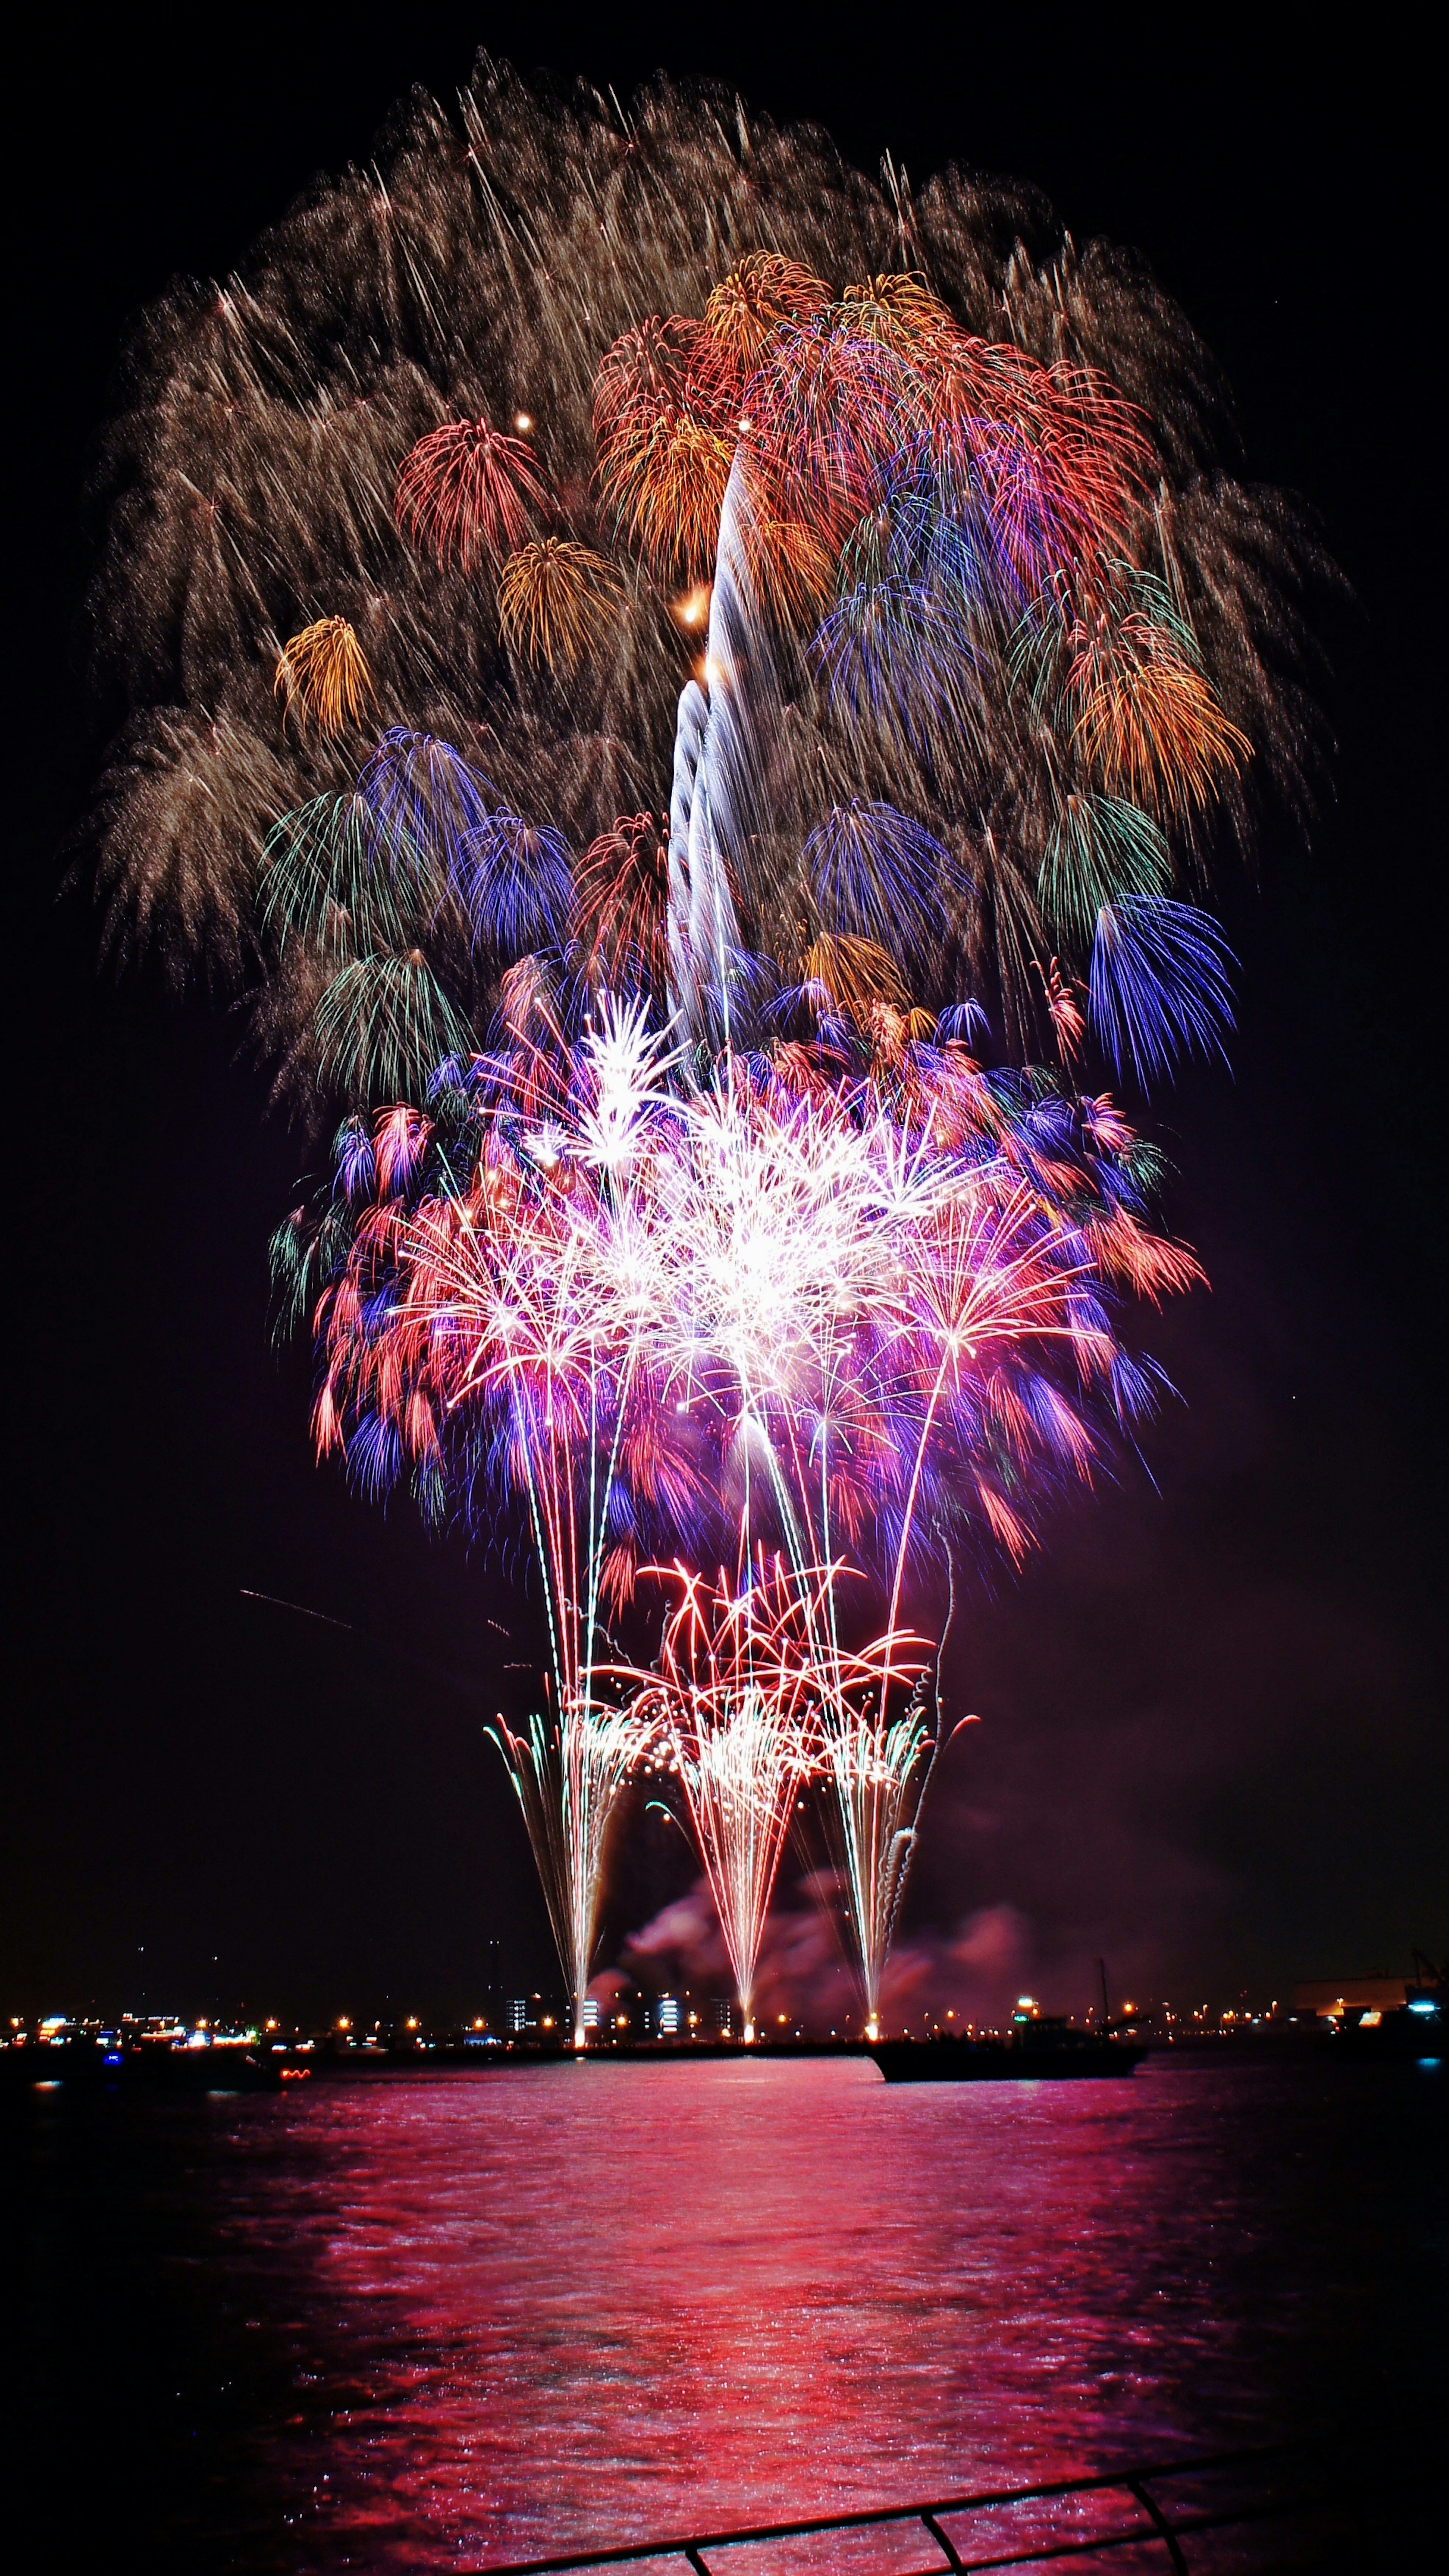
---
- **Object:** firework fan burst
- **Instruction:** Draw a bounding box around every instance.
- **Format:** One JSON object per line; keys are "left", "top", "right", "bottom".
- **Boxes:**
{"left": 617, "top": 1555, "right": 932, "bottom": 2039}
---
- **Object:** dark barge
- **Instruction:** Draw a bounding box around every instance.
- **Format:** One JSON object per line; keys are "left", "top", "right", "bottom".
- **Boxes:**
{"left": 870, "top": 2017, "right": 1147, "bottom": 2081}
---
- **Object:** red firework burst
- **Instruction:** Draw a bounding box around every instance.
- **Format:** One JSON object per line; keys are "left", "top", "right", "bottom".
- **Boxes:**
{"left": 394, "top": 414, "right": 552, "bottom": 571}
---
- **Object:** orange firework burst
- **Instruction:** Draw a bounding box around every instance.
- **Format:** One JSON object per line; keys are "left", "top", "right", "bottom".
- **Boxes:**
{"left": 800, "top": 933, "right": 912, "bottom": 1022}
{"left": 273, "top": 616, "right": 374, "bottom": 733}
{"left": 596, "top": 400, "right": 735, "bottom": 580}
{"left": 839, "top": 269, "right": 958, "bottom": 358}
{"left": 394, "top": 414, "right": 552, "bottom": 570}
{"left": 497, "top": 538, "right": 622, "bottom": 670}
{"left": 700, "top": 252, "right": 829, "bottom": 376}
{"left": 732, "top": 459, "right": 837, "bottom": 624}
{"left": 1070, "top": 609, "right": 1251, "bottom": 817}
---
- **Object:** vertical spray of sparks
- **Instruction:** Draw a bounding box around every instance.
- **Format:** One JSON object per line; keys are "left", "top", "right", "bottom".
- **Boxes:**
{"left": 818, "top": 1657, "right": 951, "bottom": 2041}
{"left": 621, "top": 1557, "right": 928, "bottom": 2036}
{"left": 491, "top": 1700, "right": 653, "bottom": 2050}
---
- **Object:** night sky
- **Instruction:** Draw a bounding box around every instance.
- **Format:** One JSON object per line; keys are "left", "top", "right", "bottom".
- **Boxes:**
{"left": 10, "top": 17, "right": 1442, "bottom": 2028}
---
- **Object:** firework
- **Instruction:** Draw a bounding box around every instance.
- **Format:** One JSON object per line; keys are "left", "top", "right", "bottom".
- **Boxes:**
{"left": 285, "top": 1005, "right": 1199, "bottom": 2010}
{"left": 498, "top": 539, "right": 623, "bottom": 671}
{"left": 84, "top": 61, "right": 1328, "bottom": 2029}
{"left": 492, "top": 1699, "right": 655, "bottom": 2051}
{"left": 574, "top": 813, "right": 671, "bottom": 993}
{"left": 1068, "top": 593, "right": 1252, "bottom": 818}
{"left": 274, "top": 615, "right": 375, "bottom": 733}
{"left": 819, "top": 1668, "right": 940, "bottom": 2041}
{"left": 395, "top": 413, "right": 553, "bottom": 570}
{"left": 700, "top": 253, "right": 830, "bottom": 374}
{"left": 301, "top": 1006, "right": 703, "bottom": 2033}
{"left": 597, "top": 397, "right": 737, "bottom": 581}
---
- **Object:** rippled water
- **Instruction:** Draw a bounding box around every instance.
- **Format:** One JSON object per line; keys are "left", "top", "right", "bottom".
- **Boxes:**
{"left": 15, "top": 2054, "right": 1445, "bottom": 2568}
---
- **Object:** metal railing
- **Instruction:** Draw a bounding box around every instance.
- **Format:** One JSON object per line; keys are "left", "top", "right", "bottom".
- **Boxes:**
{"left": 484, "top": 2442, "right": 1341, "bottom": 2574}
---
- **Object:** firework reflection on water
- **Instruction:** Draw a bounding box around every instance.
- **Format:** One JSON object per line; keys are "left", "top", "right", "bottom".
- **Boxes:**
{"left": 23, "top": 2059, "right": 1441, "bottom": 2568}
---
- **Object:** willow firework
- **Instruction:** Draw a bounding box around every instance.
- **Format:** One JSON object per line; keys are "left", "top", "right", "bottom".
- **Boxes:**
{"left": 85, "top": 56, "right": 1328, "bottom": 1107}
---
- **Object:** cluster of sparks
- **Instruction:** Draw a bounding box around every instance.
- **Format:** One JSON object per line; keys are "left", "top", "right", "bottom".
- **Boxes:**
{"left": 85, "top": 66, "right": 1324, "bottom": 2035}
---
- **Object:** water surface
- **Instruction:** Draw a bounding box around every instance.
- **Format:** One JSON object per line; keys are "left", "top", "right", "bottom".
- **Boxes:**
{"left": 15, "top": 2054, "right": 1444, "bottom": 2567}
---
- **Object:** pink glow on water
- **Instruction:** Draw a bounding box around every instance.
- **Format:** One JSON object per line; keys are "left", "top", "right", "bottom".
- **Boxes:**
{"left": 236, "top": 2058, "right": 1304, "bottom": 2567}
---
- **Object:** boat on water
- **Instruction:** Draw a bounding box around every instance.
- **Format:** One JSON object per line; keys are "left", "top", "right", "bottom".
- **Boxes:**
{"left": 871, "top": 2012, "right": 1147, "bottom": 2083}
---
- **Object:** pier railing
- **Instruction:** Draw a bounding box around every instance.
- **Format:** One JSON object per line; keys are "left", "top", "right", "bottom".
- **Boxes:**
{"left": 484, "top": 2442, "right": 1343, "bottom": 2573}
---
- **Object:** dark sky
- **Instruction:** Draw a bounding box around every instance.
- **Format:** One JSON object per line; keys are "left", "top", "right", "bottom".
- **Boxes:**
{"left": 9, "top": 14, "right": 1442, "bottom": 2026}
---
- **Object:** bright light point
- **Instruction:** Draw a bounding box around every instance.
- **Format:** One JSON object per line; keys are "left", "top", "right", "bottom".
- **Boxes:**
{"left": 671, "top": 581, "right": 711, "bottom": 631}
{"left": 865, "top": 2018, "right": 880, "bottom": 2043}
{"left": 743, "top": 2021, "right": 755, "bottom": 2044}
{"left": 514, "top": 411, "right": 532, "bottom": 432}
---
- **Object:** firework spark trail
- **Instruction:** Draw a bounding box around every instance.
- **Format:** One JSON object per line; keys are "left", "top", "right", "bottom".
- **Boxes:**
{"left": 820, "top": 1670, "right": 941, "bottom": 2041}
